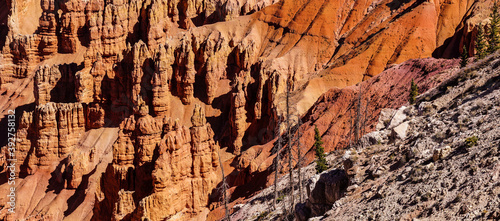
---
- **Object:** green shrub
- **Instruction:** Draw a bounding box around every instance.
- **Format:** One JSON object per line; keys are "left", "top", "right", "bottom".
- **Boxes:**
{"left": 256, "top": 211, "right": 270, "bottom": 221}
{"left": 465, "top": 136, "right": 479, "bottom": 147}
{"left": 276, "top": 195, "right": 284, "bottom": 203}
{"left": 409, "top": 79, "right": 419, "bottom": 105}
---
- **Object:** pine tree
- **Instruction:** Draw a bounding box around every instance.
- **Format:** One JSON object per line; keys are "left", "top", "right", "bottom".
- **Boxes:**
{"left": 476, "top": 24, "right": 487, "bottom": 60}
{"left": 488, "top": 1, "right": 500, "bottom": 53}
{"left": 314, "top": 126, "right": 327, "bottom": 173}
{"left": 461, "top": 45, "right": 468, "bottom": 67}
{"left": 409, "top": 79, "right": 419, "bottom": 105}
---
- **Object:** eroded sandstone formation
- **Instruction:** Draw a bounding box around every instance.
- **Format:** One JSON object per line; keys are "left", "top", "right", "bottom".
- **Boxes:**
{"left": 95, "top": 104, "right": 220, "bottom": 220}
{"left": 34, "top": 65, "right": 61, "bottom": 105}
{"left": 38, "top": 0, "right": 59, "bottom": 57}
{"left": 0, "top": 0, "right": 498, "bottom": 220}
{"left": 137, "top": 105, "right": 220, "bottom": 220}
{"left": 230, "top": 80, "right": 247, "bottom": 155}
{"left": 151, "top": 44, "right": 174, "bottom": 116}
{"left": 15, "top": 111, "right": 34, "bottom": 175}
{"left": 2, "top": 0, "right": 495, "bottom": 153}
{"left": 15, "top": 102, "right": 86, "bottom": 173}
{"left": 59, "top": 0, "right": 86, "bottom": 53}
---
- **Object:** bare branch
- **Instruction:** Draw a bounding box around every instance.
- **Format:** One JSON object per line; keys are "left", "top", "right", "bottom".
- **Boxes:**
{"left": 217, "top": 150, "right": 231, "bottom": 221}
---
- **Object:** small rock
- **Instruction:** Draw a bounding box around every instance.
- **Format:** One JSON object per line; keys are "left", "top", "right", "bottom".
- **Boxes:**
{"left": 460, "top": 205, "right": 471, "bottom": 214}
{"left": 391, "top": 121, "right": 410, "bottom": 141}
{"left": 424, "top": 162, "right": 435, "bottom": 171}
{"left": 372, "top": 165, "right": 389, "bottom": 178}
{"left": 347, "top": 184, "right": 358, "bottom": 192}
{"left": 294, "top": 203, "right": 309, "bottom": 221}
{"left": 232, "top": 204, "right": 244, "bottom": 212}
{"left": 432, "top": 146, "right": 452, "bottom": 161}
{"left": 360, "top": 130, "right": 389, "bottom": 146}
{"left": 376, "top": 108, "right": 396, "bottom": 130}
{"left": 418, "top": 102, "right": 435, "bottom": 115}
{"left": 388, "top": 106, "right": 408, "bottom": 129}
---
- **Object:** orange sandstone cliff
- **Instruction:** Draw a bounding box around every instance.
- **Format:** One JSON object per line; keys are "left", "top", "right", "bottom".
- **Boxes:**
{"left": 0, "top": 0, "right": 496, "bottom": 220}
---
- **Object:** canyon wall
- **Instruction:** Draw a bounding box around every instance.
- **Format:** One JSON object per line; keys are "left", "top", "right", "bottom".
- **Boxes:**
{"left": 0, "top": 0, "right": 496, "bottom": 220}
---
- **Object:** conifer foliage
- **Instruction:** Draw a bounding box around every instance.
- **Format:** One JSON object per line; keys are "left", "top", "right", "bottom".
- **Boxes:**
{"left": 314, "top": 126, "right": 327, "bottom": 173}
{"left": 409, "top": 79, "right": 419, "bottom": 105}
{"left": 475, "top": 2, "right": 500, "bottom": 59}
{"left": 476, "top": 24, "right": 487, "bottom": 60}
{"left": 488, "top": 1, "right": 500, "bottom": 53}
{"left": 461, "top": 45, "right": 468, "bottom": 67}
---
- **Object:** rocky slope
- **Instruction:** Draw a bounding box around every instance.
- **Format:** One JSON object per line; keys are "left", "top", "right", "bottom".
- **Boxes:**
{"left": 233, "top": 57, "right": 460, "bottom": 191}
{"left": 231, "top": 51, "right": 500, "bottom": 221}
{"left": 319, "top": 50, "right": 500, "bottom": 221}
{"left": 0, "top": 0, "right": 498, "bottom": 220}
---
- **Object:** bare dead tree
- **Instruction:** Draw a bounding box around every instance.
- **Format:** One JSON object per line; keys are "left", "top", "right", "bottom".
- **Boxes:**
{"left": 347, "top": 105, "right": 354, "bottom": 148}
{"left": 217, "top": 150, "right": 231, "bottom": 221}
{"left": 361, "top": 96, "right": 371, "bottom": 137}
{"left": 273, "top": 116, "right": 282, "bottom": 210}
{"left": 295, "top": 117, "right": 304, "bottom": 203}
{"left": 345, "top": 85, "right": 373, "bottom": 149}
{"left": 354, "top": 86, "right": 363, "bottom": 142}
{"left": 286, "top": 80, "right": 295, "bottom": 214}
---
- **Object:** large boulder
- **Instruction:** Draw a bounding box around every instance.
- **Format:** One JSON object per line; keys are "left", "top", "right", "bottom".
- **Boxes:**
{"left": 388, "top": 106, "right": 409, "bottom": 129}
{"left": 295, "top": 169, "right": 349, "bottom": 220}
{"left": 391, "top": 121, "right": 410, "bottom": 141}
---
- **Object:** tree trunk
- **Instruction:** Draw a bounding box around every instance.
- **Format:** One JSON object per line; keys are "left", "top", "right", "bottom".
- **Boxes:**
{"left": 354, "top": 87, "right": 362, "bottom": 142}
{"left": 217, "top": 150, "right": 230, "bottom": 221}
{"left": 286, "top": 80, "right": 295, "bottom": 214}
{"left": 297, "top": 118, "right": 303, "bottom": 203}
{"left": 273, "top": 118, "right": 282, "bottom": 210}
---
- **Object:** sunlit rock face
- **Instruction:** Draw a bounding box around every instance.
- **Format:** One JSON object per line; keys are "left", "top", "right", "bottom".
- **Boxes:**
{"left": 0, "top": 0, "right": 496, "bottom": 219}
